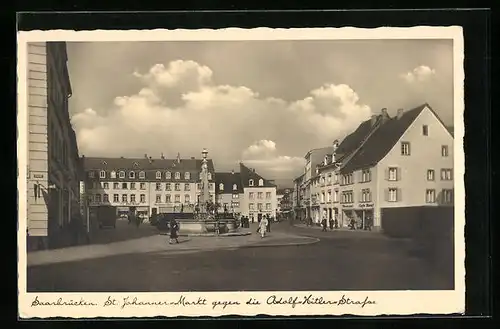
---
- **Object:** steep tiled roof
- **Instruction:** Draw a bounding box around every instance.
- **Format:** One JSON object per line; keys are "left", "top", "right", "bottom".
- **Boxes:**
{"left": 340, "top": 104, "right": 429, "bottom": 173}
{"left": 215, "top": 172, "right": 244, "bottom": 193}
{"left": 239, "top": 163, "right": 276, "bottom": 188}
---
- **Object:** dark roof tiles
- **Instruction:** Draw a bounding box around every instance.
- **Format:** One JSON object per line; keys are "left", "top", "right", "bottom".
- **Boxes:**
{"left": 215, "top": 172, "right": 244, "bottom": 193}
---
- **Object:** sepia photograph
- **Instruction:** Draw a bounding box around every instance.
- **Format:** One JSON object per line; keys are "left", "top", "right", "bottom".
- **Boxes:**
{"left": 17, "top": 27, "right": 465, "bottom": 317}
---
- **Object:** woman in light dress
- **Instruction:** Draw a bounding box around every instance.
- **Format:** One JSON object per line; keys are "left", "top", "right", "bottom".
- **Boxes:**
{"left": 259, "top": 216, "right": 269, "bottom": 238}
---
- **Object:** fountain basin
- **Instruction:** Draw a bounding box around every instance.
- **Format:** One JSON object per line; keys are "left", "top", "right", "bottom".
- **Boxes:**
{"left": 156, "top": 213, "right": 241, "bottom": 235}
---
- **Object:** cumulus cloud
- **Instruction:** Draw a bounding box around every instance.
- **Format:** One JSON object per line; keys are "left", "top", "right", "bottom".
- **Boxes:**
{"left": 71, "top": 60, "right": 372, "bottom": 179}
{"left": 401, "top": 65, "right": 436, "bottom": 83}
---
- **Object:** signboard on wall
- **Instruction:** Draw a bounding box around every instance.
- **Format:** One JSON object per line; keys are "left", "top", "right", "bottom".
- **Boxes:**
{"left": 79, "top": 181, "right": 86, "bottom": 216}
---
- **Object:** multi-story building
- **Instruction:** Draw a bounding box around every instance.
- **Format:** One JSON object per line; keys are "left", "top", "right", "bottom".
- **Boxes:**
{"left": 315, "top": 104, "right": 454, "bottom": 230}
{"left": 238, "top": 163, "right": 278, "bottom": 220}
{"left": 26, "top": 42, "right": 82, "bottom": 250}
{"left": 215, "top": 170, "right": 244, "bottom": 214}
{"left": 277, "top": 188, "right": 293, "bottom": 214}
{"left": 82, "top": 153, "right": 216, "bottom": 217}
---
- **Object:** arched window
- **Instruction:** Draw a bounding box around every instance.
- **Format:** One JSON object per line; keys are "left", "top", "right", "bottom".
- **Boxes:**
{"left": 139, "top": 171, "right": 145, "bottom": 179}
{"left": 184, "top": 172, "right": 190, "bottom": 180}
{"left": 165, "top": 171, "right": 171, "bottom": 179}
{"left": 249, "top": 179, "right": 254, "bottom": 186}
{"left": 129, "top": 171, "right": 135, "bottom": 179}
{"left": 110, "top": 171, "right": 116, "bottom": 179}
{"left": 219, "top": 183, "right": 224, "bottom": 191}
{"left": 175, "top": 172, "right": 181, "bottom": 179}
{"left": 258, "top": 179, "right": 264, "bottom": 186}
{"left": 119, "top": 171, "right": 125, "bottom": 179}
{"left": 156, "top": 171, "right": 161, "bottom": 179}
{"left": 99, "top": 170, "right": 106, "bottom": 178}
{"left": 233, "top": 184, "right": 237, "bottom": 191}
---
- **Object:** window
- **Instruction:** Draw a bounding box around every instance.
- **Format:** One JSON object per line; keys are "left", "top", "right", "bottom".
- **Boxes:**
{"left": 130, "top": 182, "right": 136, "bottom": 190}
{"left": 175, "top": 172, "right": 180, "bottom": 180}
{"left": 130, "top": 194, "right": 136, "bottom": 203}
{"left": 233, "top": 184, "right": 237, "bottom": 191}
{"left": 426, "top": 189, "right": 436, "bottom": 203}
{"left": 327, "top": 190, "right": 332, "bottom": 202}
{"left": 196, "top": 183, "right": 201, "bottom": 190}
{"left": 139, "top": 171, "right": 145, "bottom": 179}
{"left": 140, "top": 183, "right": 146, "bottom": 190}
{"left": 175, "top": 195, "right": 180, "bottom": 203}
{"left": 156, "top": 171, "right": 162, "bottom": 179}
{"left": 422, "top": 125, "right": 428, "bottom": 136}
{"left": 321, "top": 192, "right": 325, "bottom": 203}
{"left": 184, "top": 172, "right": 190, "bottom": 180}
{"left": 119, "top": 171, "right": 125, "bottom": 179}
{"left": 140, "top": 194, "right": 146, "bottom": 203}
{"left": 360, "top": 189, "right": 372, "bottom": 202}
{"left": 334, "top": 190, "right": 339, "bottom": 202}
{"left": 88, "top": 195, "right": 94, "bottom": 203}
{"left": 257, "top": 192, "right": 263, "bottom": 199}
{"left": 249, "top": 179, "right": 254, "bottom": 187}
{"left": 99, "top": 170, "right": 106, "bottom": 179}
{"left": 122, "top": 183, "right": 127, "bottom": 189}
{"left": 249, "top": 203, "right": 255, "bottom": 210}
{"left": 327, "top": 174, "right": 332, "bottom": 184}
{"left": 442, "top": 189, "right": 453, "bottom": 204}
{"left": 257, "top": 203, "right": 263, "bottom": 211}
{"left": 184, "top": 183, "right": 190, "bottom": 191}
{"left": 219, "top": 183, "right": 224, "bottom": 191}
{"left": 156, "top": 194, "right": 161, "bottom": 203}
{"left": 249, "top": 192, "right": 254, "bottom": 200}
{"left": 122, "top": 194, "right": 127, "bottom": 203}
{"left": 361, "top": 169, "right": 371, "bottom": 183}
{"left": 175, "top": 183, "right": 181, "bottom": 191}
{"left": 334, "top": 173, "right": 339, "bottom": 184}
{"left": 209, "top": 183, "right": 214, "bottom": 190}
{"left": 95, "top": 194, "right": 101, "bottom": 203}
{"left": 166, "top": 183, "right": 171, "bottom": 191}
{"left": 113, "top": 182, "right": 119, "bottom": 189}
{"left": 258, "top": 179, "right": 264, "bottom": 186}
{"left": 441, "top": 169, "right": 453, "bottom": 181}
{"left": 156, "top": 183, "right": 162, "bottom": 191}
{"left": 110, "top": 171, "right": 116, "bottom": 179}
{"left": 184, "top": 195, "right": 190, "bottom": 204}
{"left": 166, "top": 195, "right": 171, "bottom": 203}
{"left": 427, "top": 169, "right": 435, "bottom": 181}
{"left": 442, "top": 145, "right": 449, "bottom": 157}
{"left": 103, "top": 194, "right": 109, "bottom": 202}
{"left": 232, "top": 193, "right": 239, "bottom": 199}
{"left": 341, "top": 173, "right": 354, "bottom": 185}
{"left": 103, "top": 182, "right": 109, "bottom": 189}
{"left": 401, "top": 142, "right": 411, "bottom": 156}
{"left": 387, "top": 188, "right": 399, "bottom": 202}
{"left": 113, "top": 194, "right": 119, "bottom": 202}
{"left": 88, "top": 171, "right": 95, "bottom": 178}
{"left": 232, "top": 201, "right": 240, "bottom": 207}
{"left": 388, "top": 167, "right": 399, "bottom": 181}
{"left": 341, "top": 191, "right": 353, "bottom": 204}
{"left": 266, "top": 192, "right": 271, "bottom": 199}
{"left": 266, "top": 203, "right": 272, "bottom": 210}
{"left": 129, "top": 171, "right": 135, "bottom": 179}
{"left": 165, "top": 171, "right": 171, "bottom": 179}
{"left": 207, "top": 173, "right": 212, "bottom": 180}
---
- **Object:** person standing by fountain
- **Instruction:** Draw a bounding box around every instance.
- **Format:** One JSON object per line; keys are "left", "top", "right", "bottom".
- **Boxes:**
{"left": 259, "top": 215, "right": 268, "bottom": 238}
{"left": 266, "top": 214, "right": 271, "bottom": 233}
{"left": 169, "top": 218, "right": 179, "bottom": 244}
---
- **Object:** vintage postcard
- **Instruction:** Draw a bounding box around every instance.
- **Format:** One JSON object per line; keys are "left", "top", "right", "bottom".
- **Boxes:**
{"left": 17, "top": 26, "right": 465, "bottom": 318}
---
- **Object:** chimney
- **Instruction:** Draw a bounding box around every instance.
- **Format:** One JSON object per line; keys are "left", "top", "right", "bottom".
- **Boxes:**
{"left": 161, "top": 152, "right": 165, "bottom": 159}
{"left": 177, "top": 153, "right": 181, "bottom": 163}
{"left": 148, "top": 156, "right": 153, "bottom": 163}
{"left": 397, "top": 108, "right": 404, "bottom": 119}
{"left": 190, "top": 157, "right": 195, "bottom": 160}
{"left": 370, "top": 114, "right": 378, "bottom": 126}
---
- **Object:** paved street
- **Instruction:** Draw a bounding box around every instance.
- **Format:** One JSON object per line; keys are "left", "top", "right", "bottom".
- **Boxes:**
{"left": 27, "top": 222, "right": 453, "bottom": 292}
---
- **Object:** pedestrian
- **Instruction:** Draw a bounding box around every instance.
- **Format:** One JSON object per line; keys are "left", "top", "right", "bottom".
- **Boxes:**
{"left": 349, "top": 217, "right": 356, "bottom": 230}
{"left": 321, "top": 216, "right": 327, "bottom": 232}
{"left": 266, "top": 214, "right": 271, "bottom": 233}
{"left": 215, "top": 219, "right": 220, "bottom": 236}
{"left": 329, "top": 217, "right": 334, "bottom": 230}
{"left": 259, "top": 216, "right": 268, "bottom": 238}
{"left": 169, "top": 218, "right": 179, "bottom": 244}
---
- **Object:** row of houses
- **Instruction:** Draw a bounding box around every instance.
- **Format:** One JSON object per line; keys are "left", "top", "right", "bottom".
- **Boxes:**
{"left": 292, "top": 104, "right": 454, "bottom": 230}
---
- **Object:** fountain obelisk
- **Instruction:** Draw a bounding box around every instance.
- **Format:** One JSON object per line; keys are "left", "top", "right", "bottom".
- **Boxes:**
{"left": 199, "top": 148, "right": 210, "bottom": 217}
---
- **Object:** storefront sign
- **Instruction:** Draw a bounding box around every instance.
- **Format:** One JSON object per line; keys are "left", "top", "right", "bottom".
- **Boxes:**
{"left": 33, "top": 174, "right": 44, "bottom": 179}
{"left": 358, "top": 203, "right": 374, "bottom": 208}
{"left": 342, "top": 204, "right": 353, "bottom": 209}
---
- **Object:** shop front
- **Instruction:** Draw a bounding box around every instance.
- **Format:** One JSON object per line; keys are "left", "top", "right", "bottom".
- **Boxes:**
{"left": 341, "top": 203, "right": 354, "bottom": 228}
{"left": 355, "top": 202, "right": 374, "bottom": 230}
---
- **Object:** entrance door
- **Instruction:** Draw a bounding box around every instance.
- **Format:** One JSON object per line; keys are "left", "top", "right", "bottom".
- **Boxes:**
{"left": 151, "top": 208, "right": 157, "bottom": 216}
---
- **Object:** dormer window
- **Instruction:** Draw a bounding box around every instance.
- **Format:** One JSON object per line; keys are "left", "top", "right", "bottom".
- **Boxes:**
{"left": 119, "top": 171, "right": 125, "bottom": 179}
{"left": 156, "top": 171, "right": 161, "bottom": 179}
{"left": 110, "top": 171, "right": 116, "bottom": 179}
{"left": 233, "top": 184, "right": 237, "bottom": 191}
{"left": 165, "top": 171, "right": 171, "bottom": 179}
{"left": 219, "top": 183, "right": 224, "bottom": 191}
{"left": 184, "top": 172, "right": 190, "bottom": 180}
{"left": 99, "top": 170, "right": 106, "bottom": 179}
{"left": 139, "top": 171, "right": 145, "bottom": 179}
{"left": 207, "top": 173, "right": 212, "bottom": 180}
{"left": 249, "top": 179, "right": 254, "bottom": 187}
{"left": 258, "top": 179, "right": 264, "bottom": 186}
{"left": 129, "top": 171, "right": 135, "bottom": 179}
{"left": 175, "top": 172, "right": 181, "bottom": 179}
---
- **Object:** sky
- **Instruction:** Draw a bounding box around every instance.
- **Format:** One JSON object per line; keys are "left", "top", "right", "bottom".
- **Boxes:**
{"left": 67, "top": 39, "right": 454, "bottom": 185}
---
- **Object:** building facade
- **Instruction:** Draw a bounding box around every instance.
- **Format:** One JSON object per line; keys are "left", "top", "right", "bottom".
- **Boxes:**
{"left": 82, "top": 154, "right": 216, "bottom": 217}
{"left": 215, "top": 171, "right": 244, "bottom": 214}
{"left": 26, "top": 42, "right": 81, "bottom": 250}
